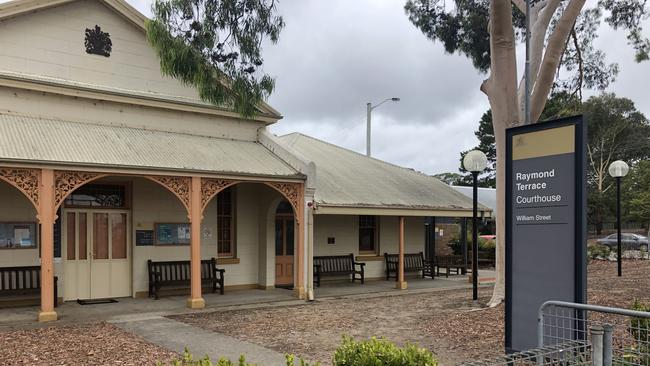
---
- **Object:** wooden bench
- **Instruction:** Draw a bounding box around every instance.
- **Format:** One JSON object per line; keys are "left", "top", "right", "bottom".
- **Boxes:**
{"left": 0, "top": 266, "right": 58, "bottom": 307}
{"left": 313, "top": 254, "right": 365, "bottom": 287}
{"left": 384, "top": 252, "right": 434, "bottom": 280}
{"left": 147, "top": 258, "right": 225, "bottom": 300}
{"left": 435, "top": 255, "right": 466, "bottom": 277}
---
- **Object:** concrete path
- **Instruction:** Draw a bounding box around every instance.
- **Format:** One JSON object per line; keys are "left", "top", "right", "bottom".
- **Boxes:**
{"left": 112, "top": 315, "right": 288, "bottom": 366}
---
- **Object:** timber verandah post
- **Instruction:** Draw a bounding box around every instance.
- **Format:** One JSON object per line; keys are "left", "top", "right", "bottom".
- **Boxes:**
{"left": 396, "top": 216, "right": 407, "bottom": 290}
{"left": 38, "top": 169, "right": 57, "bottom": 322}
{"left": 187, "top": 176, "right": 205, "bottom": 309}
{"left": 295, "top": 183, "right": 306, "bottom": 299}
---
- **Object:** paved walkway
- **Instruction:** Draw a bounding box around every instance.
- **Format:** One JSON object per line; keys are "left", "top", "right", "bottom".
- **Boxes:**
{"left": 113, "top": 316, "right": 288, "bottom": 365}
{"left": 0, "top": 288, "right": 300, "bottom": 327}
{"left": 0, "top": 272, "right": 495, "bottom": 327}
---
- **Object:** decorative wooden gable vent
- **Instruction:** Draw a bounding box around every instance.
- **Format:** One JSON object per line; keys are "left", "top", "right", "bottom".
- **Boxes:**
{"left": 84, "top": 25, "right": 112, "bottom": 57}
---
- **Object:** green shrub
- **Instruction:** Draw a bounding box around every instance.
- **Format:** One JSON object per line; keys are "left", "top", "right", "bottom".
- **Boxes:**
{"left": 448, "top": 236, "right": 495, "bottom": 255}
{"left": 479, "top": 238, "right": 496, "bottom": 250}
{"left": 161, "top": 338, "right": 438, "bottom": 366}
{"left": 630, "top": 300, "right": 650, "bottom": 342}
{"left": 587, "top": 244, "right": 611, "bottom": 259}
{"left": 158, "top": 348, "right": 317, "bottom": 366}
{"left": 332, "top": 336, "right": 437, "bottom": 366}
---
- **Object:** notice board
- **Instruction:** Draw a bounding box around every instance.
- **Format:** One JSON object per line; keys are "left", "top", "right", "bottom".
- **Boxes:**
{"left": 505, "top": 116, "right": 587, "bottom": 352}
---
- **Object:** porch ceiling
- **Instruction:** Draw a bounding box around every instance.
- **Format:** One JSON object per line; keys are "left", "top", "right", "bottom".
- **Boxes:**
{"left": 0, "top": 113, "right": 301, "bottom": 178}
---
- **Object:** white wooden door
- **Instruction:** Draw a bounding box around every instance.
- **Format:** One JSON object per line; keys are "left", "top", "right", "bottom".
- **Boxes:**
{"left": 63, "top": 210, "right": 130, "bottom": 300}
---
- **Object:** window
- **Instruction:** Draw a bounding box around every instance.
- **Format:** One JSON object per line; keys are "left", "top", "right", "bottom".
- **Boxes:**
{"left": 359, "top": 215, "right": 378, "bottom": 253}
{"left": 217, "top": 187, "right": 236, "bottom": 257}
{"left": 0, "top": 222, "right": 38, "bottom": 249}
{"left": 64, "top": 184, "right": 127, "bottom": 208}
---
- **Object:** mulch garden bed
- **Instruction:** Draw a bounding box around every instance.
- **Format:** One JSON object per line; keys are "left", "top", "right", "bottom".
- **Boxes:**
{"left": 0, "top": 322, "right": 177, "bottom": 365}
{"left": 171, "top": 260, "right": 650, "bottom": 365}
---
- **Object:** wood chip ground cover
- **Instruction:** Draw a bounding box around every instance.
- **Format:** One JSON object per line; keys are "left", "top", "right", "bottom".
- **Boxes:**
{"left": 0, "top": 322, "right": 177, "bottom": 365}
{"left": 171, "top": 260, "right": 650, "bottom": 365}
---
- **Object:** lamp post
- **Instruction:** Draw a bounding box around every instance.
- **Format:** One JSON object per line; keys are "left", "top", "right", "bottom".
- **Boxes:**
{"left": 463, "top": 150, "right": 488, "bottom": 301}
{"left": 608, "top": 160, "right": 629, "bottom": 277}
{"left": 366, "top": 97, "right": 400, "bottom": 157}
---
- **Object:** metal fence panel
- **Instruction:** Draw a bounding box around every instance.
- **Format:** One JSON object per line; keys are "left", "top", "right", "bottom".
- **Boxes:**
{"left": 461, "top": 341, "right": 592, "bottom": 366}
{"left": 539, "top": 301, "right": 650, "bottom": 366}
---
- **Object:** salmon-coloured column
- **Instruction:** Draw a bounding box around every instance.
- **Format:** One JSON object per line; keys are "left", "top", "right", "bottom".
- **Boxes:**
{"left": 396, "top": 216, "right": 408, "bottom": 290}
{"left": 38, "top": 169, "right": 57, "bottom": 322}
{"left": 187, "top": 176, "right": 205, "bottom": 309}
{"left": 294, "top": 184, "right": 306, "bottom": 299}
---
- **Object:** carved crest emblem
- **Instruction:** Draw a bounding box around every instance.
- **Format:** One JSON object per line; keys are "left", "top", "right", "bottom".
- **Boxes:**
{"left": 84, "top": 25, "right": 112, "bottom": 57}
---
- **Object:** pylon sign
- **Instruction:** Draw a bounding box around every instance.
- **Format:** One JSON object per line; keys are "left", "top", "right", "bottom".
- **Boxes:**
{"left": 505, "top": 115, "right": 587, "bottom": 352}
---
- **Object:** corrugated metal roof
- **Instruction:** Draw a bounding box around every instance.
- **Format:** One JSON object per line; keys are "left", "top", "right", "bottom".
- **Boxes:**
{"left": 0, "top": 113, "right": 299, "bottom": 177}
{"left": 452, "top": 186, "right": 498, "bottom": 218}
{"left": 278, "top": 133, "right": 486, "bottom": 212}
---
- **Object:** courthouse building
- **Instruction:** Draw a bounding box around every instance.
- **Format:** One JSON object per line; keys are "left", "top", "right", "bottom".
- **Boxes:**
{"left": 0, "top": 0, "right": 488, "bottom": 322}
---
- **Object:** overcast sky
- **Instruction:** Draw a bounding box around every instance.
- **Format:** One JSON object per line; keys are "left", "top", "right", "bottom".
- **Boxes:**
{"left": 21, "top": 0, "right": 650, "bottom": 175}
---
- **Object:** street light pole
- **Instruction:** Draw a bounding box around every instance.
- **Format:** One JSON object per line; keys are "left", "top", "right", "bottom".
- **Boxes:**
{"left": 616, "top": 176, "right": 622, "bottom": 277}
{"left": 366, "top": 97, "right": 400, "bottom": 157}
{"left": 524, "top": 0, "right": 531, "bottom": 125}
{"left": 462, "top": 150, "right": 487, "bottom": 302}
{"left": 366, "top": 103, "right": 372, "bottom": 157}
{"left": 472, "top": 170, "right": 479, "bottom": 301}
{"left": 608, "top": 160, "right": 629, "bottom": 277}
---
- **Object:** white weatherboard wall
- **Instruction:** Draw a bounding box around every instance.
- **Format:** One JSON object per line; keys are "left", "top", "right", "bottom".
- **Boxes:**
{"left": 0, "top": 87, "right": 263, "bottom": 141}
{"left": 0, "top": 0, "right": 266, "bottom": 140}
{"left": 0, "top": 0, "right": 199, "bottom": 101}
{"left": 313, "top": 215, "right": 425, "bottom": 280}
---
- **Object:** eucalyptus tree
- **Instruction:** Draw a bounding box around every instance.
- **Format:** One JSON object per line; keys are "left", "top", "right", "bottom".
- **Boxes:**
{"left": 146, "top": 0, "right": 284, "bottom": 118}
{"left": 583, "top": 94, "right": 650, "bottom": 234}
{"left": 625, "top": 161, "right": 650, "bottom": 238}
{"left": 405, "top": 0, "right": 648, "bottom": 305}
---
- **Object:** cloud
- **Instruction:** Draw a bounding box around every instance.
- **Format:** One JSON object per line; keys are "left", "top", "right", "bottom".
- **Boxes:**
{"left": 264, "top": 0, "right": 488, "bottom": 174}
{"left": 2, "top": 0, "right": 648, "bottom": 176}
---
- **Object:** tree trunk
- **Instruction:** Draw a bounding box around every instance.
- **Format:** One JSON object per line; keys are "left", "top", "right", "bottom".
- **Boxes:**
{"left": 483, "top": 0, "right": 519, "bottom": 306}
{"left": 488, "top": 126, "right": 508, "bottom": 305}
{"left": 485, "top": 0, "right": 585, "bottom": 307}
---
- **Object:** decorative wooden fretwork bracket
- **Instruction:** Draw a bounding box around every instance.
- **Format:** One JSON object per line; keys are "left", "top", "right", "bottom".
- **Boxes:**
{"left": 201, "top": 178, "right": 239, "bottom": 213}
{"left": 266, "top": 182, "right": 302, "bottom": 223}
{"left": 54, "top": 171, "right": 106, "bottom": 210}
{"left": 0, "top": 168, "right": 41, "bottom": 210}
{"left": 147, "top": 175, "right": 192, "bottom": 215}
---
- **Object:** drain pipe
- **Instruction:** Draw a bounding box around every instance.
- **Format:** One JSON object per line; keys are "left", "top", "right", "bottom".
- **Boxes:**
{"left": 307, "top": 198, "right": 315, "bottom": 301}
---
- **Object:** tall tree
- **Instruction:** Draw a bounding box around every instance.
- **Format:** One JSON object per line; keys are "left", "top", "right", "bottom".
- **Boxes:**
{"left": 146, "top": 0, "right": 284, "bottom": 118}
{"left": 584, "top": 93, "right": 650, "bottom": 234}
{"left": 405, "top": 0, "right": 648, "bottom": 305}
{"left": 625, "top": 161, "right": 650, "bottom": 238}
{"left": 432, "top": 172, "right": 468, "bottom": 185}
{"left": 456, "top": 92, "right": 580, "bottom": 188}
{"left": 459, "top": 111, "right": 497, "bottom": 187}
